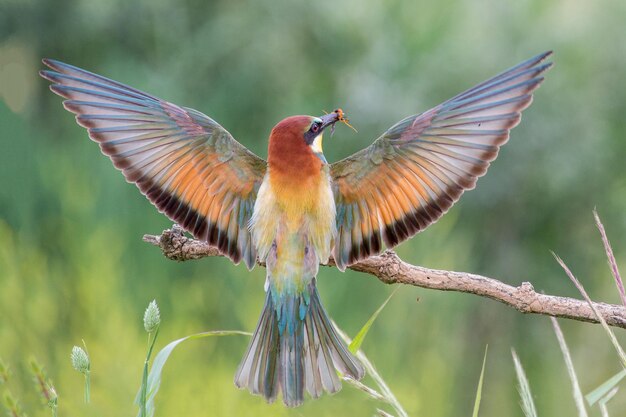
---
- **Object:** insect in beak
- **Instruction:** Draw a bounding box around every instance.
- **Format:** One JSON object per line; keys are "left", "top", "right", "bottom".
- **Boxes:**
{"left": 324, "top": 108, "right": 358, "bottom": 138}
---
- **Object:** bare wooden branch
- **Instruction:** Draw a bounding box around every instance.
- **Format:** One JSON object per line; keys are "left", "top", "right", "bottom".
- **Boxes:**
{"left": 143, "top": 225, "right": 626, "bottom": 330}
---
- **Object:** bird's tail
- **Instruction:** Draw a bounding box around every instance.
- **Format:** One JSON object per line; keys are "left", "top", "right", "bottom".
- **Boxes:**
{"left": 234, "top": 279, "right": 364, "bottom": 407}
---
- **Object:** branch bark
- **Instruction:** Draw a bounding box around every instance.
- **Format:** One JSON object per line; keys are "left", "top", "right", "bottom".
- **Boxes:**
{"left": 143, "top": 225, "right": 626, "bottom": 330}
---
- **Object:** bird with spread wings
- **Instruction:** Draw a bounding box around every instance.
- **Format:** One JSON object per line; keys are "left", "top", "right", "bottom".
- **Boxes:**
{"left": 40, "top": 51, "right": 552, "bottom": 407}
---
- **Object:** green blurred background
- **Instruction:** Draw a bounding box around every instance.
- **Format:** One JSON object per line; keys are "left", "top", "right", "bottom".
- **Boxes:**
{"left": 1, "top": 0, "right": 626, "bottom": 415}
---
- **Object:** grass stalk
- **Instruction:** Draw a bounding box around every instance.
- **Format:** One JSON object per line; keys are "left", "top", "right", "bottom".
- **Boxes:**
{"left": 552, "top": 253, "right": 626, "bottom": 366}
{"left": 512, "top": 349, "right": 538, "bottom": 417}
{"left": 598, "top": 387, "right": 618, "bottom": 417}
{"left": 336, "top": 325, "right": 408, "bottom": 417}
{"left": 139, "top": 327, "right": 159, "bottom": 417}
{"left": 550, "top": 317, "right": 588, "bottom": 417}
{"left": 593, "top": 210, "right": 626, "bottom": 306}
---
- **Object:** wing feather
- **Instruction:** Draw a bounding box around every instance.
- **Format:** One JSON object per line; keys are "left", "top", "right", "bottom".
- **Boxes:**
{"left": 331, "top": 51, "right": 552, "bottom": 269}
{"left": 41, "top": 59, "right": 266, "bottom": 268}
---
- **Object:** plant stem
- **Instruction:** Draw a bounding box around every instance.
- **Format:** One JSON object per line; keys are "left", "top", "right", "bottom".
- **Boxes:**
{"left": 140, "top": 327, "right": 159, "bottom": 417}
{"left": 336, "top": 326, "right": 408, "bottom": 417}
{"left": 85, "top": 370, "right": 90, "bottom": 404}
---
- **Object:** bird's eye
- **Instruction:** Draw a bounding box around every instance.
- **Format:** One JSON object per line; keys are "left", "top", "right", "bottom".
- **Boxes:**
{"left": 311, "top": 121, "right": 321, "bottom": 133}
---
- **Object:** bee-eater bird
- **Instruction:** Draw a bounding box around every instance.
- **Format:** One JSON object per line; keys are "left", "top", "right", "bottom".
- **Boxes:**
{"left": 40, "top": 51, "right": 552, "bottom": 407}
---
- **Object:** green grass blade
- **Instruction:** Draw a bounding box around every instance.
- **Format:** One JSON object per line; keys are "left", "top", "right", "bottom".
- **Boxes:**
{"left": 349, "top": 287, "right": 400, "bottom": 354}
{"left": 585, "top": 369, "right": 626, "bottom": 406}
{"left": 512, "top": 349, "right": 538, "bottom": 417}
{"left": 472, "top": 345, "right": 489, "bottom": 417}
{"left": 550, "top": 317, "right": 588, "bottom": 417}
{"left": 135, "top": 330, "right": 251, "bottom": 417}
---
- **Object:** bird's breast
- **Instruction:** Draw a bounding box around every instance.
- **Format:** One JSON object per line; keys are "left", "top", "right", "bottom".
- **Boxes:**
{"left": 251, "top": 168, "right": 336, "bottom": 265}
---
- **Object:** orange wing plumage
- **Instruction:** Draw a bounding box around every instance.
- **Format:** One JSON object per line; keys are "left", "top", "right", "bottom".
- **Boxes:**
{"left": 40, "top": 59, "right": 266, "bottom": 268}
{"left": 331, "top": 51, "right": 553, "bottom": 270}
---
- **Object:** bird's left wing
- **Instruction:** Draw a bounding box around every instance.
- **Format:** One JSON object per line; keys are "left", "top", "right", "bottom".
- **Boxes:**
{"left": 331, "top": 51, "right": 552, "bottom": 270}
{"left": 40, "top": 59, "right": 266, "bottom": 269}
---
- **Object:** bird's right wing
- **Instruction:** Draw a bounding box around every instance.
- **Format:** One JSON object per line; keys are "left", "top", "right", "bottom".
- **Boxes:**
{"left": 331, "top": 52, "right": 552, "bottom": 270}
{"left": 40, "top": 59, "right": 267, "bottom": 268}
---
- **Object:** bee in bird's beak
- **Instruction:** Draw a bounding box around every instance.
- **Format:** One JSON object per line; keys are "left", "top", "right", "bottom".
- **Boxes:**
{"left": 321, "top": 108, "right": 357, "bottom": 138}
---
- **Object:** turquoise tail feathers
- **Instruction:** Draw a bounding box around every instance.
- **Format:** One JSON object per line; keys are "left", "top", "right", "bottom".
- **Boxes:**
{"left": 234, "top": 279, "right": 364, "bottom": 407}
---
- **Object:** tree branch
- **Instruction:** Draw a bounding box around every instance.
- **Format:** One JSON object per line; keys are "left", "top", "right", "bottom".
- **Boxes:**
{"left": 143, "top": 225, "right": 626, "bottom": 330}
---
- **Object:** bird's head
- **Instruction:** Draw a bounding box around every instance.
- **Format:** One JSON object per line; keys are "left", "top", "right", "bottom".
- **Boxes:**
{"left": 268, "top": 110, "right": 348, "bottom": 168}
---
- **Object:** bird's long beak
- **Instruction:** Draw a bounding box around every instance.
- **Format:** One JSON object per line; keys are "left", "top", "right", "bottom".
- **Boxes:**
{"left": 319, "top": 111, "right": 340, "bottom": 131}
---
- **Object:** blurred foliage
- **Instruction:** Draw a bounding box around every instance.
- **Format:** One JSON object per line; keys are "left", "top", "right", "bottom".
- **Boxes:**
{"left": 1, "top": 0, "right": 626, "bottom": 415}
